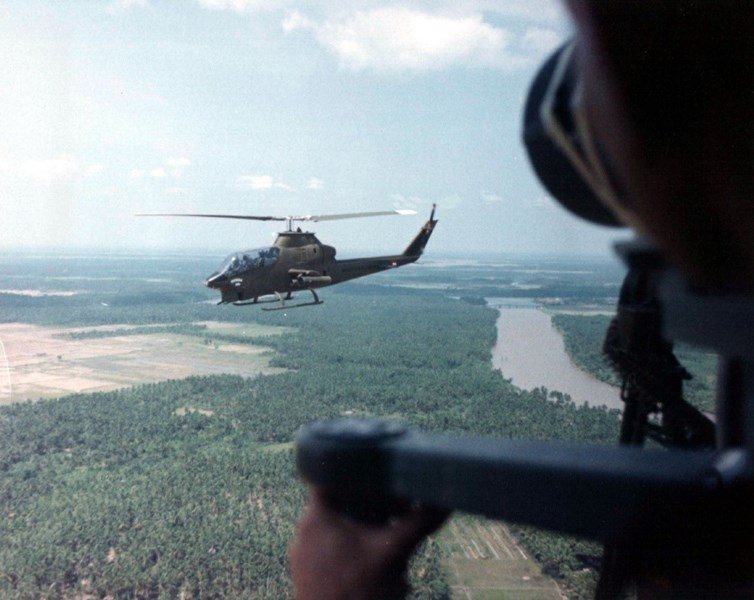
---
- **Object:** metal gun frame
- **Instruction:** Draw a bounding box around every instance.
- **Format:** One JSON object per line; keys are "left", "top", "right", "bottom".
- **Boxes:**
{"left": 296, "top": 241, "right": 754, "bottom": 597}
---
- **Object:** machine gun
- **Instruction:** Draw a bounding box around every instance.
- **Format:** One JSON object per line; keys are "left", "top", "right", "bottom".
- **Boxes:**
{"left": 603, "top": 242, "right": 715, "bottom": 450}
{"left": 296, "top": 242, "right": 754, "bottom": 597}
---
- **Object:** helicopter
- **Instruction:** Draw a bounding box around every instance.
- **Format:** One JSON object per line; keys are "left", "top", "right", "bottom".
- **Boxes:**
{"left": 137, "top": 205, "right": 437, "bottom": 310}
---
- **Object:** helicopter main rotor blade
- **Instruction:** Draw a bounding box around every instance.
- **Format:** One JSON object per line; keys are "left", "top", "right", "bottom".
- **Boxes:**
{"left": 135, "top": 209, "right": 417, "bottom": 225}
{"left": 135, "top": 213, "right": 287, "bottom": 221}
{"left": 302, "top": 210, "right": 417, "bottom": 222}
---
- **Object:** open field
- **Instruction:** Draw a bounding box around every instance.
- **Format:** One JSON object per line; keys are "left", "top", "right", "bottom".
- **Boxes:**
{"left": 0, "top": 321, "right": 286, "bottom": 404}
{"left": 442, "top": 516, "right": 563, "bottom": 599}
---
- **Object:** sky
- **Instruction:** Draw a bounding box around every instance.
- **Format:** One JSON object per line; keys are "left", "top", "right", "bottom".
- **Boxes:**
{"left": 0, "top": 0, "right": 626, "bottom": 257}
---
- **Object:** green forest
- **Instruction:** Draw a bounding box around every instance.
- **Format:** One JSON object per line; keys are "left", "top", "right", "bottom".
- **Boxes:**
{"left": 552, "top": 314, "right": 718, "bottom": 413}
{"left": 0, "top": 254, "right": 625, "bottom": 599}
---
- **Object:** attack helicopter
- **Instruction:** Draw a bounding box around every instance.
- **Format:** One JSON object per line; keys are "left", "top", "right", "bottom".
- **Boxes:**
{"left": 137, "top": 205, "right": 437, "bottom": 310}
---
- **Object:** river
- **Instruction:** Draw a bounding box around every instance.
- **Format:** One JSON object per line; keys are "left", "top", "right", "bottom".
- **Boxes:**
{"left": 489, "top": 300, "right": 623, "bottom": 410}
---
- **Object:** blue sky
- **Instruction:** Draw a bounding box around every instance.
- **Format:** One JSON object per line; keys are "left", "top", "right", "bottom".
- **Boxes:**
{"left": 0, "top": 0, "right": 624, "bottom": 256}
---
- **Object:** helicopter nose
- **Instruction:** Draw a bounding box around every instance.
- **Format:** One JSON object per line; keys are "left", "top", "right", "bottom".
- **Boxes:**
{"left": 205, "top": 272, "right": 228, "bottom": 289}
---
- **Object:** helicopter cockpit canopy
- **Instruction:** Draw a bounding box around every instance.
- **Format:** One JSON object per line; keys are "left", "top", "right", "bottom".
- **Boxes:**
{"left": 218, "top": 247, "right": 281, "bottom": 276}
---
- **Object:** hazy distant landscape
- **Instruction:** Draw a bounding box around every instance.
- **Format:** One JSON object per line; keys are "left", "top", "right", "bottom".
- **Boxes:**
{"left": 0, "top": 250, "right": 716, "bottom": 598}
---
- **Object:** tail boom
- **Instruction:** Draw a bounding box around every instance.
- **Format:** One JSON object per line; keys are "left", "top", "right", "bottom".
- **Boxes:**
{"left": 402, "top": 204, "right": 438, "bottom": 259}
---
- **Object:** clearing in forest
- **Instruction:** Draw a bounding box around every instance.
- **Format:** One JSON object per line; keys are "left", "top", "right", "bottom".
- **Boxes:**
{"left": 0, "top": 321, "right": 286, "bottom": 404}
{"left": 441, "top": 515, "right": 563, "bottom": 600}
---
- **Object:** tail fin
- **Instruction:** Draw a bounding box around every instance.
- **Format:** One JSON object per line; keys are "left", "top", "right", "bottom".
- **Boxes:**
{"left": 403, "top": 204, "right": 438, "bottom": 258}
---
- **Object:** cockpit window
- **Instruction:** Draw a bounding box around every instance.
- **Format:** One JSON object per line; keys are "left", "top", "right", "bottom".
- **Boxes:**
{"left": 220, "top": 247, "right": 280, "bottom": 276}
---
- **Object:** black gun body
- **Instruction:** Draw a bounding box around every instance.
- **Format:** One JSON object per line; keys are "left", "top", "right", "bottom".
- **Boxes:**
{"left": 296, "top": 419, "right": 748, "bottom": 543}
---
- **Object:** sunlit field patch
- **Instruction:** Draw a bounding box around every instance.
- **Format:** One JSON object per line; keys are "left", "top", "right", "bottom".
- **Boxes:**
{"left": 0, "top": 322, "right": 286, "bottom": 404}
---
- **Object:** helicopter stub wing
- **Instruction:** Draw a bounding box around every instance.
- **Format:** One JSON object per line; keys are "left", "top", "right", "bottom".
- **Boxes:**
{"left": 288, "top": 268, "right": 333, "bottom": 288}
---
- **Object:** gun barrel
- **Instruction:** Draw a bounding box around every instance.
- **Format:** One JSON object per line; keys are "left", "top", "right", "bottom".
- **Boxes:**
{"left": 296, "top": 418, "right": 747, "bottom": 542}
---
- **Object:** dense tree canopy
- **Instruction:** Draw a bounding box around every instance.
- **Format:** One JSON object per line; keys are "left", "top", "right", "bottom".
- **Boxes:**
{"left": 0, "top": 254, "right": 624, "bottom": 598}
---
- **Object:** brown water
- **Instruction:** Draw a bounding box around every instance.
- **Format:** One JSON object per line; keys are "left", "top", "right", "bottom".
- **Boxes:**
{"left": 491, "top": 306, "right": 623, "bottom": 410}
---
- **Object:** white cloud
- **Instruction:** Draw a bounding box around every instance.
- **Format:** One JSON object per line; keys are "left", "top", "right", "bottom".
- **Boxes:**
{"left": 203, "top": 2, "right": 565, "bottom": 72}
{"left": 165, "top": 156, "right": 191, "bottom": 178}
{"left": 482, "top": 191, "right": 503, "bottom": 204}
{"left": 236, "top": 174, "right": 294, "bottom": 191}
{"left": 198, "top": 0, "right": 289, "bottom": 13}
{"left": 237, "top": 174, "right": 273, "bottom": 189}
{"left": 202, "top": 0, "right": 564, "bottom": 23}
{"left": 283, "top": 10, "right": 313, "bottom": 32}
{"left": 392, "top": 194, "right": 426, "bottom": 211}
{"left": 288, "top": 8, "right": 524, "bottom": 72}
{"left": 131, "top": 159, "right": 190, "bottom": 181}
{"left": 307, "top": 177, "right": 325, "bottom": 190}
{"left": 475, "top": 0, "right": 565, "bottom": 24}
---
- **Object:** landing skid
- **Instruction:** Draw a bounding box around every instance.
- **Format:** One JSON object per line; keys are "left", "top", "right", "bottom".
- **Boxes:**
{"left": 231, "top": 292, "right": 293, "bottom": 307}
{"left": 262, "top": 289, "right": 323, "bottom": 311}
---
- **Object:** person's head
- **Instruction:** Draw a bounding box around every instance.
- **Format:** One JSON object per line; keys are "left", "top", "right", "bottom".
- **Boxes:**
{"left": 558, "top": 2, "right": 753, "bottom": 292}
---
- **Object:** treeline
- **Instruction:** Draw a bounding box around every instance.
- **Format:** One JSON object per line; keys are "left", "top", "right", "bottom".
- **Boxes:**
{"left": 551, "top": 314, "right": 619, "bottom": 386}
{"left": 57, "top": 323, "right": 209, "bottom": 340}
{"left": 552, "top": 313, "right": 717, "bottom": 412}
{"left": 447, "top": 284, "right": 619, "bottom": 300}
